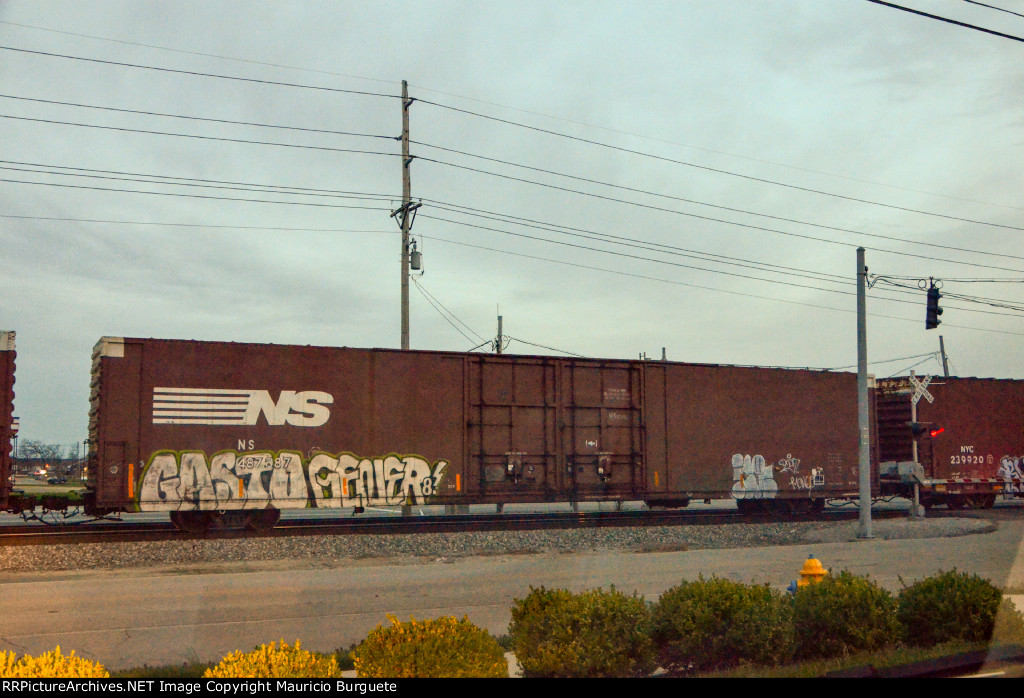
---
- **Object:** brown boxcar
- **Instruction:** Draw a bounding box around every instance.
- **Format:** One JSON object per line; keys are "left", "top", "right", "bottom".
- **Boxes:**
{"left": 0, "top": 331, "right": 15, "bottom": 512}
{"left": 877, "top": 376, "right": 1024, "bottom": 509}
{"left": 86, "top": 337, "right": 869, "bottom": 528}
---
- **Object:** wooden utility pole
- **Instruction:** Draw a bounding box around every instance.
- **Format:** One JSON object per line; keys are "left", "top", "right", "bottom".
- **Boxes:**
{"left": 400, "top": 80, "right": 412, "bottom": 351}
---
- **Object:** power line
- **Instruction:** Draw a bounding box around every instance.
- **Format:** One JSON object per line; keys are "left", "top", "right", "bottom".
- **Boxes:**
{"left": 0, "top": 94, "right": 395, "bottom": 140}
{"left": 412, "top": 277, "right": 487, "bottom": 343}
{"left": 414, "top": 139, "right": 1024, "bottom": 238}
{"left": 0, "top": 114, "right": 399, "bottom": 158}
{"left": 0, "top": 213, "right": 397, "bottom": 235}
{"left": 417, "top": 97, "right": 1024, "bottom": 221}
{"left": 0, "top": 177, "right": 394, "bottom": 211}
{"left": 0, "top": 20, "right": 398, "bottom": 88}
{"left": 421, "top": 212, "right": 1023, "bottom": 317}
{"left": 963, "top": 1, "right": 1024, "bottom": 20}
{"left": 0, "top": 45, "right": 401, "bottom": 98}
{"left": 0, "top": 161, "right": 396, "bottom": 202}
{"left": 504, "top": 336, "right": 587, "bottom": 358}
{"left": 421, "top": 234, "right": 1024, "bottom": 336}
{"left": 864, "top": 0, "right": 1024, "bottom": 43}
{"left": 6, "top": 17, "right": 1018, "bottom": 217}
{"left": 412, "top": 276, "right": 485, "bottom": 348}
{"left": 419, "top": 159, "right": 1024, "bottom": 274}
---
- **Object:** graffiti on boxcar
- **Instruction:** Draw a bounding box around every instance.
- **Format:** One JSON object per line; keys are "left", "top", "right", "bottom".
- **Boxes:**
{"left": 307, "top": 453, "right": 448, "bottom": 508}
{"left": 775, "top": 453, "right": 824, "bottom": 490}
{"left": 998, "top": 455, "right": 1024, "bottom": 494}
{"left": 137, "top": 450, "right": 448, "bottom": 511}
{"left": 731, "top": 454, "right": 778, "bottom": 500}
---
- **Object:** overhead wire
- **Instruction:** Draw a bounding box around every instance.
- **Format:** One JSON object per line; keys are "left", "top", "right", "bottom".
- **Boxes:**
{"left": 962, "top": 1, "right": 1024, "bottom": 20}
{"left": 5, "top": 16, "right": 1019, "bottom": 216}
{"left": 420, "top": 212, "right": 1021, "bottom": 318}
{"left": 411, "top": 276, "right": 486, "bottom": 348}
{"left": 0, "top": 94, "right": 396, "bottom": 141}
{"left": 414, "top": 140, "right": 1024, "bottom": 239}
{"left": 864, "top": 0, "right": 1024, "bottom": 43}
{"left": 0, "top": 45, "right": 402, "bottom": 98}
{"left": 415, "top": 97, "right": 1024, "bottom": 222}
{"left": 0, "top": 114, "right": 400, "bottom": 158}
{"left": 417, "top": 157, "right": 1024, "bottom": 274}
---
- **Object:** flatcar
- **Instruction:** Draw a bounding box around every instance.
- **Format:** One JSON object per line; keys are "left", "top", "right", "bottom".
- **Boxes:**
{"left": 80, "top": 336, "right": 871, "bottom": 531}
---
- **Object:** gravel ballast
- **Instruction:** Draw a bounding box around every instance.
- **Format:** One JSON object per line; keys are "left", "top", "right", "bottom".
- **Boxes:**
{"left": 0, "top": 516, "right": 995, "bottom": 574}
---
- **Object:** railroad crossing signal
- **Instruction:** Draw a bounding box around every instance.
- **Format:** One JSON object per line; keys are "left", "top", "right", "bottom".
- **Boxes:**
{"left": 926, "top": 285, "right": 943, "bottom": 330}
{"left": 909, "top": 373, "right": 934, "bottom": 406}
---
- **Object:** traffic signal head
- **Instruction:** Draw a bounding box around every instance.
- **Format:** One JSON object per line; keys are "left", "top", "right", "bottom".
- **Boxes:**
{"left": 908, "top": 421, "right": 942, "bottom": 438}
{"left": 926, "top": 286, "right": 943, "bottom": 330}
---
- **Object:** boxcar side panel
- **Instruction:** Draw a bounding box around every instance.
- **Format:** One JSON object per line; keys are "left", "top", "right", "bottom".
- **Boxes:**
{"left": 900, "top": 377, "right": 1024, "bottom": 483}
{"left": 89, "top": 339, "right": 468, "bottom": 512}
{"left": 657, "top": 364, "right": 863, "bottom": 500}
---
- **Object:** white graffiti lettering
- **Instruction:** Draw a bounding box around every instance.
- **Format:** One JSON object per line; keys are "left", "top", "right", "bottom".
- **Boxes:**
{"left": 777, "top": 454, "right": 801, "bottom": 473}
{"left": 308, "top": 454, "right": 447, "bottom": 508}
{"left": 136, "top": 450, "right": 447, "bottom": 512}
{"left": 998, "top": 455, "right": 1024, "bottom": 494}
{"left": 731, "top": 454, "right": 778, "bottom": 500}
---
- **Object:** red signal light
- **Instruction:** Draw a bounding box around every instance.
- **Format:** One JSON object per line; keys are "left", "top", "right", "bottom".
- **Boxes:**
{"left": 929, "top": 427, "right": 945, "bottom": 437}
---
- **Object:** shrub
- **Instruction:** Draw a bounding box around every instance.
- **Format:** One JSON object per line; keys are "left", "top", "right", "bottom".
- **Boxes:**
{"left": 792, "top": 570, "right": 899, "bottom": 660}
{"left": 1, "top": 647, "right": 109, "bottom": 678}
{"left": 651, "top": 576, "right": 794, "bottom": 671}
{"left": 508, "top": 586, "right": 656, "bottom": 678}
{"left": 203, "top": 640, "right": 340, "bottom": 678}
{"left": 898, "top": 569, "right": 1024, "bottom": 647}
{"left": 353, "top": 615, "right": 507, "bottom": 678}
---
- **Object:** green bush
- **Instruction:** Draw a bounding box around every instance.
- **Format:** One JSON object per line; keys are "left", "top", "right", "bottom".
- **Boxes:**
{"left": 203, "top": 640, "right": 340, "bottom": 678}
{"left": 509, "top": 586, "right": 656, "bottom": 678}
{"left": 792, "top": 570, "right": 899, "bottom": 660}
{"left": 651, "top": 576, "right": 794, "bottom": 671}
{"left": 353, "top": 615, "right": 507, "bottom": 678}
{"left": 898, "top": 570, "right": 1024, "bottom": 647}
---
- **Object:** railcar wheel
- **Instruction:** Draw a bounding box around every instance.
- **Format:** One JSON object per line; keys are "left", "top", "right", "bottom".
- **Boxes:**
{"left": 764, "top": 499, "right": 787, "bottom": 516}
{"left": 170, "top": 510, "right": 212, "bottom": 534}
{"left": 946, "top": 496, "right": 966, "bottom": 510}
{"left": 244, "top": 507, "right": 281, "bottom": 531}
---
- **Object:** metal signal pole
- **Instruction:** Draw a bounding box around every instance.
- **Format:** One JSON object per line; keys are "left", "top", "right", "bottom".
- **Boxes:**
{"left": 857, "top": 247, "right": 873, "bottom": 539}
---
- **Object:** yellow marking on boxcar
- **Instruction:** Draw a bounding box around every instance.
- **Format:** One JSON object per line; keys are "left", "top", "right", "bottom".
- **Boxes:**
{"left": 128, "top": 463, "right": 134, "bottom": 498}
{"left": 456, "top": 473, "right": 461, "bottom": 491}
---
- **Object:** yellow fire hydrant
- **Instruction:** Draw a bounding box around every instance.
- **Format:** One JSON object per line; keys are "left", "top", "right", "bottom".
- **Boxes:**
{"left": 797, "top": 555, "right": 828, "bottom": 587}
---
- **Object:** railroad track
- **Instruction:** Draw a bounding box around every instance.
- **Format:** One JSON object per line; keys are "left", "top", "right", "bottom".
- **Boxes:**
{"left": 0, "top": 505, "right": 925, "bottom": 546}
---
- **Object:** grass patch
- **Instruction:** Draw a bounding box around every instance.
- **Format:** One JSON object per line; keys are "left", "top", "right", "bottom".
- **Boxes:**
{"left": 113, "top": 662, "right": 216, "bottom": 678}
{"left": 693, "top": 640, "right": 997, "bottom": 678}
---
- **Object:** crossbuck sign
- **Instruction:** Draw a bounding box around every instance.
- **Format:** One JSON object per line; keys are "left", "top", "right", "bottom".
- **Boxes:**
{"left": 909, "top": 373, "right": 934, "bottom": 406}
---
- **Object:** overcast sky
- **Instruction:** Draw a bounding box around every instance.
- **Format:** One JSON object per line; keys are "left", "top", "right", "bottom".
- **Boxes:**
{"left": 2, "top": 0, "right": 1022, "bottom": 446}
